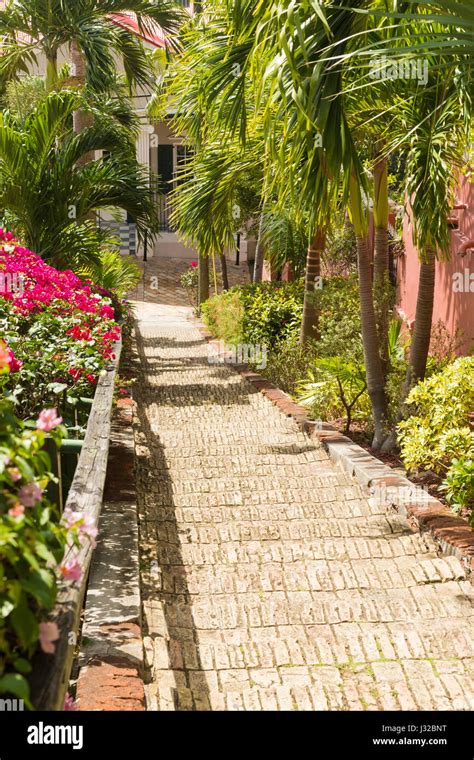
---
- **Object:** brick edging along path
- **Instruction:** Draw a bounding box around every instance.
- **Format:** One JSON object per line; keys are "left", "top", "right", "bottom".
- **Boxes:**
{"left": 199, "top": 326, "right": 474, "bottom": 575}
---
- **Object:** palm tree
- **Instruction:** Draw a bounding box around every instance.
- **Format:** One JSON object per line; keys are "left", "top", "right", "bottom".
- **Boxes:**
{"left": 390, "top": 67, "right": 470, "bottom": 396}
{"left": 0, "top": 90, "right": 157, "bottom": 269}
{"left": 0, "top": 0, "right": 183, "bottom": 94}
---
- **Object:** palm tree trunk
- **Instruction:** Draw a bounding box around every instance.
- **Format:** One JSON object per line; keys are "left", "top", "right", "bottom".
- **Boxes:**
{"left": 70, "top": 40, "right": 94, "bottom": 163}
{"left": 220, "top": 252, "right": 229, "bottom": 290}
{"left": 357, "top": 233, "right": 389, "bottom": 448}
{"left": 253, "top": 212, "right": 265, "bottom": 283}
{"left": 300, "top": 228, "right": 325, "bottom": 344}
{"left": 198, "top": 252, "right": 210, "bottom": 306}
{"left": 373, "top": 154, "right": 390, "bottom": 376}
{"left": 350, "top": 175, "right": 388, "bottom": 448}
{"left": 45, "top": 53, "right": 58, "bottom": 92}
{"left": 403, "top": 245, "right": 436, "bottom": 393}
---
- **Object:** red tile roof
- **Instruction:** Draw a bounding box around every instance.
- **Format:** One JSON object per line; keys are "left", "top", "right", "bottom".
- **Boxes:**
{"left": 110, "top": 13, "right": 166, "bottom": 49}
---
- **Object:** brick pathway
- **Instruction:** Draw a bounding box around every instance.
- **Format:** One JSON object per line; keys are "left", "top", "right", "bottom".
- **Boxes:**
{"left": 132, "top": 257, "right": 474, "bottom": 711}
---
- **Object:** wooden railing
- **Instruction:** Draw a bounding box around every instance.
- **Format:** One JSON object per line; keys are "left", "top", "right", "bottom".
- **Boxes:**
{"left": 29, "top": 339, "right": 122, "bottom": 710}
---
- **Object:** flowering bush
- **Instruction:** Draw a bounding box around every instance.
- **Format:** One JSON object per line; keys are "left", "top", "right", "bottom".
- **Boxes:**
{"left": 0, "top": 398, "right": 96, "bottom": 704}
{"left": 0, "top": 230, "right": 121, "bottom": 419}
{"left": 180, "top": 260, "right": 199, "bottom": 308}
{"left": 0, "top": 230, "right": 119, "bottom": 703}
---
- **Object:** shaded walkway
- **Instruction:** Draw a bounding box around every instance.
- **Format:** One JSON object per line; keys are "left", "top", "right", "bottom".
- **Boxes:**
{"left": 132, "top": 258, "right": 474, "bottom": 711}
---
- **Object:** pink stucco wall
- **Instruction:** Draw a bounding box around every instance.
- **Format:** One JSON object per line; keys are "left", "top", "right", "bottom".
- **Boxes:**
{"left": 397, "top": 176, "right": 474, "bottom": 355}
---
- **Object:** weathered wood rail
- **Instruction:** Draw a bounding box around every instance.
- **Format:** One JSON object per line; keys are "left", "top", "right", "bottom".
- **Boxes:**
{"left": 29, "top": 339, "right": 122, "bottom": 710}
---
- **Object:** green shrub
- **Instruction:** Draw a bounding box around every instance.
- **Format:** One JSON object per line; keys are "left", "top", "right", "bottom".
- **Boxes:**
{"left": 263, "top": 335, "right": 318, "bottom": 396}
{"left": 297, "top": 356, "right": 371, "bottom": 432}
{"left": 397, "top": 356, "right": 474, "bottom": 474}
{"left": 441, "top": 457, "right": 474, "bottom": 525}
{"left": 201, "top": 289, "right": 244, "bottom": 344}
{"left": 238, "top": 281, "right": 304, "bottom": 347}
{"left": 317, "top": 276, "right": 364, "bottom": 361}
{"left": 180, "top": 262, "right": 199, "bottom": 308}
{"left": 202, "top": 281, "right": 303, "bottom": 347}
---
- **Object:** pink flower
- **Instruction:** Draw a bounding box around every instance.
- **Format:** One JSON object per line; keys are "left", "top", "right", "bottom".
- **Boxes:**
{"left": 100, "top": 304, "right": 115, "bottom": 319}
{"left": 64, "top": 694, "right": 76, "bottom": 711}
{"left": 39, "top": 622, "right": 59, "bottom": 655}
{"left": 19, "top": 482, "right": 42, "bottom": 507}
{"left": 60, "top": 559, "right": 83, "bottom": 583}
{"left": 7, "top": 349, "right": 22, "bottom": 373}
{"left": 7, "top": 467, "right": 21, "bottom": 483}
{"left": 190, "top": 261, "right": 198, "bottom": 268}
{"left": 62, "top": 509, "right": 98, "bottom": 548}
{"left": 86, "top": 374, "right": 97, "bottom": 385}
{"left": 37, "top": 408, "right": 63, "bottom": 432}
{"left": 8, "top": 503, "right": 25, "bottom": 518}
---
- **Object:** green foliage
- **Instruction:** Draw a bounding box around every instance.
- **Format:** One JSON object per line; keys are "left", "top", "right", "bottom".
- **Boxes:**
{"left": 298, "top": 356, "right": 370, "bottom": 433}
{"left": 441, "top": 458, "right": 474, "bottom": 526}
{"left": 0, "top": 0, "right": 183, "bottom": 94}
{"left": 0, "top": 90, "right": 157, "bottom": 270}
{"left": 0, "top": 400, "right": 68, "bottom": 704}
{"left": 202, "top": 282, "right": 304, "bottom": 349}
{"left": 263, "top": 335, "right": 318, "bottom": 397}
{"left": 179, "top": 263, "right": 199, "bottom": 308}
{"left": 238, "top": 282, "right": 304, "bottom": 348}
{"left": 4, "top": 76, "right": 46, "bottom": 120}
{"left": 78, "top": 250, "right": 141, "bottom": 297}
{"left": 398, "top": 357, "right": 474, "bottom": 474}
{"left": 261, "top": 210, "right": 308, "bottom": 279}
{"left": 201, "top": 289, "right": 244, "bottom": 346}
{"left": 316, "top": 277, "right": 364, "bottom": 362}
{"left": 322, "top": 220, "right": 357, "bottom": 277}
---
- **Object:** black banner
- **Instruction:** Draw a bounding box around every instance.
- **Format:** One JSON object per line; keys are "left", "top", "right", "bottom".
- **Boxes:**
{"left": 0, "top": 711, "right": 471, "bottom": 758}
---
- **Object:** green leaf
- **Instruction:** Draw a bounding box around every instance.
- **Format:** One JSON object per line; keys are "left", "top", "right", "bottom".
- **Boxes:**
{"left": 0, "top": 673, "right": 31, "bottom": 702}
{"left": 12, "top": 658, "right": 32, "bottom": 675}
{"left": 10, "top": 602, "right": 39, "bottom": 649}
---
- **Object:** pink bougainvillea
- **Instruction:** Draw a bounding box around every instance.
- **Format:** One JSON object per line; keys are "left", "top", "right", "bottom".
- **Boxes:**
{"left": 0, "top": 230, "right": 114, "bottom": 319}
{"left": 0, "top": 232, "right": 121, "bottom": 388}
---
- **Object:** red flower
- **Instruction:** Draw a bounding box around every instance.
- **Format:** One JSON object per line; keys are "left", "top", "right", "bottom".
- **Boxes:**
{"left": 68, "top": 368, "right": 82, "bottom": 382}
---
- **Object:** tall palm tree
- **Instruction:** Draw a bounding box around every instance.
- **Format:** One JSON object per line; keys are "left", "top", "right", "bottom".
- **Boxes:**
{"left": 390, "top": 66, "right": 470, "bottom": 395}
{"left": 0, "top": 0, "right": 183, "bottom": 94}
{"left": 0, "top": 91, "right": 157, "bottom": 269}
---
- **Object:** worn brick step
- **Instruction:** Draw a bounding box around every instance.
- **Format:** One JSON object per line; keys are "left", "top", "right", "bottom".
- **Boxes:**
{"left": 142, "top": 618, "right": 474, "bottom": 669}
{"left": 150, "top": 661, "right": 474, "bottom": 711}
{"left": 148, "top": 451, "right": 325, "bottom": 466}
{"left": 140, "top": 515, "right": 413, "bottom": 543}
{"left": 150, "top": 641, "right": 474, "bottom": 679}
{"left": 141, "top": 475, "right": 362, "bottom": 493}
{"left": 138, "top": 491, "right": 385, "bottom": 509}
{"left": 142, "top": 584, "right": 474, "bottom": 628}
{"left": 140, "top": 501, "right": 378, "bottom": 523}
{"left": 141, "top": 556, "right": 466, "bottom": 596}
{"left": 141, "top": 534, "right": 433, "bottom": 565}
